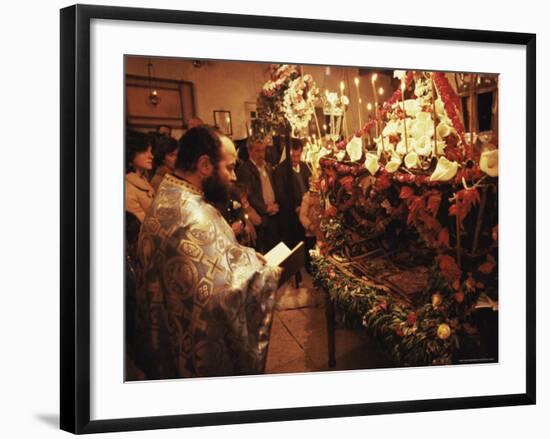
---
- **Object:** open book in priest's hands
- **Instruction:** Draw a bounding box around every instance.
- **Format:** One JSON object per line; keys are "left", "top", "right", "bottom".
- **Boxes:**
{"left": 264, "top": 241, "right": 305, "bottom": 287}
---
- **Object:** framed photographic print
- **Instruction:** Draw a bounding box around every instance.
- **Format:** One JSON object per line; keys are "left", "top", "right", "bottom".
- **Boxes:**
{"left": 60, "top": 4, "right": 536, "bottom": 434}
{"left": 213, "top": 110, "right": 233, "bottom": 135}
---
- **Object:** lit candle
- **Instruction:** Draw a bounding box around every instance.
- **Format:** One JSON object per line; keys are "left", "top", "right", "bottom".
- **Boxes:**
{"left": 378, "top": 87, "right": 384, "bottom": 96}
{"left": 354, "top": 77, "right": 363, "bottom": 130}
{"left": 400, "top": 81, "right": 409, "bottom": 152}
{"left": 371, "top": 73, "right": 379, "bottom": 137}
{"left": 340, "top": 81, "right": 348, "bottom": 137}
{"left": 367, "top": 102, "right": 373, "bottom": 118}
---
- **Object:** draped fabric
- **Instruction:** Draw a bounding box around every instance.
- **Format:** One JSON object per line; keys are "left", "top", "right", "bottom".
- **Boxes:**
{"left": 134, "top": 174, "right": 281, "bottom": 379}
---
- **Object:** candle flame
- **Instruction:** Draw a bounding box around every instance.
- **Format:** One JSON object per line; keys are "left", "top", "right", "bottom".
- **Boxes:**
{"left": 371, "top": 73, "right": 378, "bottom": 83}
{"left": 367, "top": 103, "right": 373, "bottom": 111}
{"left": 340, "top": 81, "right": 345, "bottom": 92}
{"left": 378, "top": 87, "right": 384, "bottom": 95}
{"left": 354, "top": 77, "right": 359, "bottom": 86}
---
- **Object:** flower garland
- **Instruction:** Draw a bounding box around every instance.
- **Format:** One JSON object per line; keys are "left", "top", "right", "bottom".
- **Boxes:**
{"left": 256, "top": 64, "right": 301, "bottom": 133}
{"left": 261, "top": 64, "right": 300, "bottom": 97}
{"left": 432, "top": 72, "right": 471, "bottom": 159}
{"left": 311, "top": 249, "right": 493, "bottom": 366}
{"left": 282, "top": 74, "right": 320, "bottom": 137}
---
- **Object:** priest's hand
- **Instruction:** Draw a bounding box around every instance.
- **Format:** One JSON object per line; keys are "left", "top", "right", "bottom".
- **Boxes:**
{"left": 256, "top": 252, "right": 267, "bottom": 265}
{"left": 231, "top": 220, "right": 243, "bottom": 236}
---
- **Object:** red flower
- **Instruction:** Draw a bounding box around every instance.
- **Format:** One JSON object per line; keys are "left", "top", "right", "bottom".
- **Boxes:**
{"left": 449, "top": 188, "right": 480, "bottom": 228}
{"left": 388, "top": 134, "right": 400, "bottom": 144}
{"left": 324, "top": 205, "right": 337, "bottom": 218}
{"left": 455, "top": 291, "right": 465, "bottom": 303}
{"left": 438, "top": 228, "right": 450, "bottom": 248}
{"left": 437, "top": 254, "right": 462, "bottom": 285}
{"left": 375, "top": 172, "right": 392, "bottom": 191}
{"left": 394, "top": 325, "right": 404, "bottom": 337}
{"left": 426, "top": 192, "right": 442, "bottom": 216}
{"left": 407, "top": 311, "right": 417, "bottom": 325}
{"left": 399, "top": 186, "right": 414, "bottom": 200}
{"left": 478, "top": 261, "right": 495, "bottom": 274}
{"left": 339, "top": 175, "right": 354, "bottom": 193}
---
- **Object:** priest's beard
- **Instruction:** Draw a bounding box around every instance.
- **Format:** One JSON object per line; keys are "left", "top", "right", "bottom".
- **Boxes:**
{"left": 203, "top": 169, "right": 229, "bottom": 206}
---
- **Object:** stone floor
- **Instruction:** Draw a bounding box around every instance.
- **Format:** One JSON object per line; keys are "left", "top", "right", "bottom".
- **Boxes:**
{"left": 264, "top": 270, "right": 394, "bottom": 374}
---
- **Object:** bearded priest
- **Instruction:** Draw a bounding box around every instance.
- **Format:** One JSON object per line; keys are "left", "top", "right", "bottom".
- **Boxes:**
{"left": 132, "top": 125, "right": 281, "bottom": 380}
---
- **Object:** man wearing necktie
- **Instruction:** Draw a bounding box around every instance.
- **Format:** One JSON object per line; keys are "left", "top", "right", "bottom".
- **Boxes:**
{"left": 237, "top": 136, "right": 281, "bottom": 254}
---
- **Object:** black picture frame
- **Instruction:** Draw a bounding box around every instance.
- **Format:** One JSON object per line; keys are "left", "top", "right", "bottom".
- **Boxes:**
{"left": 60, "top": 4, "right": 536, "bottom": 434}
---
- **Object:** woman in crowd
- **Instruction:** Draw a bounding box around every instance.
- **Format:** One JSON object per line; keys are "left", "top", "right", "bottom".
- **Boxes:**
{"left": 125, "top": 130, "right": 155, "bottom": 223}
{"left": 299, "top": 176, "right": 322, "bottom": 273}
{"left": 150, "top": 135, "right": 179, "bottom": 192}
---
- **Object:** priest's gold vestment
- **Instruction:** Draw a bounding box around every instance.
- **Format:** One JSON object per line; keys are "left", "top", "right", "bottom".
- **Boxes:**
{"left": 134, "top": 174, "right": 280, "bottom": 379}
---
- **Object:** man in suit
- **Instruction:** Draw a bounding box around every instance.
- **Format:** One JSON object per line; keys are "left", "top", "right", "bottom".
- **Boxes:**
{"left": 237, "top": 135, "right": 280, "bottom": 254}
{"left": 273, "top": 138, "right": 311, "bottom": 249}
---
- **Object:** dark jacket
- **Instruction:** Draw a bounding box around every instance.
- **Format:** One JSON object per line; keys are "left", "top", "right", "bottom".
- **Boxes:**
{"left": 273, "top": 160, "right": 311, "bottom": 247}
{"left": 237, "top": 159, "right": 280, "bottom": 253}
{"left": 236, "top": 159, "right": 276, "bottom": 218}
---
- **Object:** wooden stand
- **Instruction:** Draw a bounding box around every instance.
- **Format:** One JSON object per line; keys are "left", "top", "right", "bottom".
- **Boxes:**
{"left": 325, "top": 290, "right": 336, "bottom": 368}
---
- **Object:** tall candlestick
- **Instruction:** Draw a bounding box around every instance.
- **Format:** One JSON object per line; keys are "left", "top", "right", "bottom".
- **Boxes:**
{"left": 371, "top": 74, "right": 379, "bottom": 137}
{"left": 430, "top": 76, "right": 438, "bottom": 157}
{"left": 364, "top": 103, "right": 372, "bottom": 146}
{"left": 469, "top": 73, "right": 477, "bottom": 152}
{"left": 340, "top": 81, "right": 348, "bottom": 138}
{"left": 354, "top": 77, "right": 363, "bottom": 131}
{"left": 400, "top": 81, "right": 409, "bottom": 152}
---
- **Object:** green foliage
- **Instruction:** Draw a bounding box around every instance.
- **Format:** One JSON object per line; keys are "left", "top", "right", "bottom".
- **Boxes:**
{"left": 311, "top": 254, "right": 484, "bottom": 367}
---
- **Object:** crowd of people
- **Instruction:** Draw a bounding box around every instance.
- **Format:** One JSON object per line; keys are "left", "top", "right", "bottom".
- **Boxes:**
{"left": 125, "top": 124, "right": 321, "bottom": 272}
{"left": 125, "top": 123, "right": 322, "bottom": 380}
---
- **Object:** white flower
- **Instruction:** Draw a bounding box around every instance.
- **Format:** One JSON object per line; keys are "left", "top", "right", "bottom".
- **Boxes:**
{"left": 364, "top": 153, "right": 379, "bottom": 175}
{"left": 404, "top": 99, "right": 421, "bottom": 118}
{"left": 383, "top": 120, "right": 399, "bottom": 137}
{"left": 479, "top": 149, "right": 498, "bottom": 177}
{"left": 410, "top": 116, "right": 434, "bottom": 142}
{"left": 436, "top": 140, "right": 446, "bottom": 155}
{"left": 430, "top": 157, "right": 458, "bottom": 182}
{"left": 394, "top": 70, "right": 407, "bottom": 80}
{"left": 415, "top": 80, "right": 431, "bottom": 99}
{"left": 435, "top": 99, "right": 446, "bottom": 118}
{"left": 346, "top": 136, "right": 363, "bottom": 162}
{"left": 384, "top": 138, "right": 395, "bottom": 153}
{"left": 336, "top": 149, "right": 346, "bottom": 161}
{"left": 385, "top": 151, "right": 402, "bottom": 173}
{"left": 414, "top": 135, "right": 433, "bottom": 156}
{"left": 326, "top": 92, "right": 339, "bottom": 105}
{"left": 396, "top": 139, "right": 407, "bottom": 155}
{"left": 404, "top": 151, "right": 420, "bottom": 169}
{"left": 436, "top": 121, "right": 453, "bottom": 140}
{"left": 341, "top": 95, "right": 350, "bottom": 106}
